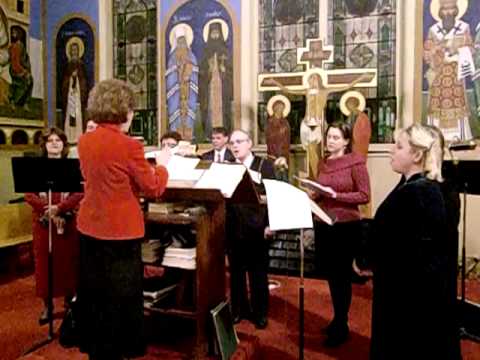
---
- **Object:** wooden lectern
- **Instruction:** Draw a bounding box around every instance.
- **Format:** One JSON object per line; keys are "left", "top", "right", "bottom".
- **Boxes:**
{"left": 144, "top": 169, "right": 259, "bottom": 359}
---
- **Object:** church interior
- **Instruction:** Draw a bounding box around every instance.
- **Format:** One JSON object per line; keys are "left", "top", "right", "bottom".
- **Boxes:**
{"left": 1, "top": 0, "right": 480, "bottom": 359}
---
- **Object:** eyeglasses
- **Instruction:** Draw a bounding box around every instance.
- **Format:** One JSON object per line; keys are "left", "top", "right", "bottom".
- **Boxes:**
{"left": 228, "top": 139, "right": 248, "bottom": 146}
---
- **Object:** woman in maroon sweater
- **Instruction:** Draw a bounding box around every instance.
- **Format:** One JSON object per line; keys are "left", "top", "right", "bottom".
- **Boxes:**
{"left": 309, "top": 121, "right": 370, "bottom": 347}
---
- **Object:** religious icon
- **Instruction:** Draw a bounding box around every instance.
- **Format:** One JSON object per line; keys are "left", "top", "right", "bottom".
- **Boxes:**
{"left": 166, "top": 23, "right": 198, "bottom": 141}
{"left": 62, "top": 36, "right": 88, "bottom": 144}
{"left": 339, "top": 90, "right": 371, "bottom": 156}
{"left": 9, "top": 26, "right": 33, "bottom": 111}
{"left": 0, "top": 6, "right": 9, "bottom": 106}
{"left": 199, "top": 18, "right": 233, "bottom": 139}
{"left": 266, "top": 94, "right": 291, "bottom": 181}
{"left": 424, "top": 0, "right": 475, "bottom": 141}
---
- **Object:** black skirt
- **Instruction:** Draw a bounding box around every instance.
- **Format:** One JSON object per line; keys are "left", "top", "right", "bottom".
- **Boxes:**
{"left": 77, "top": 234, "right": 145, "bottom": 360}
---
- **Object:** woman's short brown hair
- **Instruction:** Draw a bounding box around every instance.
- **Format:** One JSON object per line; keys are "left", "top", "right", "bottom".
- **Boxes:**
{"left": 87, "top": 79, "right": 136, "bottom": 124}
{"left": 40, "top": 127, "right": 69, "bottom": 158}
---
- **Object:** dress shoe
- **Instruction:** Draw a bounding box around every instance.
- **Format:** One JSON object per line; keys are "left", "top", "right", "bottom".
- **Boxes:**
{"left": 254, "top": 316, "right": 268, "bottom": 329}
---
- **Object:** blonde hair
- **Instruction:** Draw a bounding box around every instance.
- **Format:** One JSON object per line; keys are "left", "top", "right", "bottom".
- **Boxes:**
{"left": 402, "top": 124, "right": 443, "bottom": 182}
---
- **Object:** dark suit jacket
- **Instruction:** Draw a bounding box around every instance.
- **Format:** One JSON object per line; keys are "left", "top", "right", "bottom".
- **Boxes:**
{"left": 201, "top": 148, "right": 235, "bottom": 162}
{"left": 227, "top": 155, "right": 275, "bottom": 251}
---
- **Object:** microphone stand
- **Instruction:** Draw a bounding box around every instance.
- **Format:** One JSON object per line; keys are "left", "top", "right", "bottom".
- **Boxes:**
{"left": 299, "top": 229, "right": 305, "bottom": 360}
{"left": 23, "top": 185, "right": 55, "bottom": 354}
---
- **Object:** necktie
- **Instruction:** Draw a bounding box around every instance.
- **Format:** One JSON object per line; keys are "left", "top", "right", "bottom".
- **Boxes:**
{"left": 216, "top": 153, "right": 221, "bottom": 163}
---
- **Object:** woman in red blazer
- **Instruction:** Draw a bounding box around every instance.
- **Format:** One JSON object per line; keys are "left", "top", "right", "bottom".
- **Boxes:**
{"left": 77, "top": 79, "right": 169, "bottom": 360}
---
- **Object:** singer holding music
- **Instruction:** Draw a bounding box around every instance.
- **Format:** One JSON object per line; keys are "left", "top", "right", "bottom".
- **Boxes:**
{"left": 308, "top": 121, "right": 370, "bottom": 347}
{"left": 76, "top": 79, "right": 170, "bottom": 360}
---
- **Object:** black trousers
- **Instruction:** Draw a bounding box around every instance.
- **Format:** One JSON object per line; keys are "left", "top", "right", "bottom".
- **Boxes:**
{"left": 78, "top": 234, "right": 145, "bottom": 360}
{"left": 314, "top": 221, "right": 361, "bottom": 328}
{"left": 228, "top": 231, "right": 269, "bottom": 320}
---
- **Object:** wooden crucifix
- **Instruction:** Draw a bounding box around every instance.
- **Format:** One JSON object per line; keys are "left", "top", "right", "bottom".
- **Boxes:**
{"left": 258, "top": 38, "right": 377, "bottom": 178}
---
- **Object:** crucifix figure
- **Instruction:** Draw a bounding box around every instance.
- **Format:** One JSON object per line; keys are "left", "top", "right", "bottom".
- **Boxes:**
{"left": 258, "top": 38, "right": 377, "bottom": 177}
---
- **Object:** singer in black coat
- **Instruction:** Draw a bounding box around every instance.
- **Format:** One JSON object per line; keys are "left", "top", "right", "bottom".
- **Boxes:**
{"left": 227, "top": 154, "right": 275, "bottom": 328}
{"left": 370, "top": 174, "right": 459, "bottom": 360}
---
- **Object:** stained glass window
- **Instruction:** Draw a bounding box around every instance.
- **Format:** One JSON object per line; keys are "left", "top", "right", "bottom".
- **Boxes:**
{"left": 327, "top": 0, "right": 397, "bottom": 143}
{"left": 113, "top": 0, "right": 157, "bottom": 145}
{"left": 258, "top": 0, "right": 319, "bottom": 144}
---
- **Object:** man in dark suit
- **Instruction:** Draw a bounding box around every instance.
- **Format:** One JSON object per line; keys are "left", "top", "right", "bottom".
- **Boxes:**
{"left": 227, "top": 129, "right": 275, "bottom": 329}
{"left": 201, "top": 126, "right": 235, "bottom": 162}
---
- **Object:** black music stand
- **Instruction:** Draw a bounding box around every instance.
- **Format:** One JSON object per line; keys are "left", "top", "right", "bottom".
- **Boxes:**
{"left": 11, "top": 157, "right": 83, "bottom": 353}
{"left": 443, "top": 160, "right": 480, "bottom": 342}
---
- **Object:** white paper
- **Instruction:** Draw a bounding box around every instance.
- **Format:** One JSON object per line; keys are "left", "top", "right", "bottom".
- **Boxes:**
{"left": 263, "top": 179, "right": 313, "bottom": 231}
{"left": 457, "top": 46, "right": 475, "bottom": 80}
{"left": 145, "top": 149, "right": 160, "bottom": 159}
{"left": 166, "top": 155, "right": 203, "bottom": 181}
{"left": 247, "top": 169, "right": 262, "bottom": 184}
{"left": 194, "top": 163, "right": 246, "bottom": 197}
{"left": 310, "top": 199, "right": 333, "bottom": 225}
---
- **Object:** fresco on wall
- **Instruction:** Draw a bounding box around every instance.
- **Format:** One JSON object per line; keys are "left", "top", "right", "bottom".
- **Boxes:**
{"left": 423, "top": 0, "right": 480, "bottom": 141}
{"left": 165, "top": 0, "right": 234, "bottom": 142}
{"left": 0, "top": 2, "right": 43, "bottom": 120}
{"left": 56, "top": 18, "right": 95, "bottom": 144}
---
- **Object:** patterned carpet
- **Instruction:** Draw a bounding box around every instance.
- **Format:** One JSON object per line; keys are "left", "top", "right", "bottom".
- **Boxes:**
{"left": 1, "top": 272, "right": 480, "bottom": 359}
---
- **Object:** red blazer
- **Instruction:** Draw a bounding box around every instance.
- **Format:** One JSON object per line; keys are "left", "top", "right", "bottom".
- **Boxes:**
{"left": 77, "top": 124, "right": 168, "bottom": 240}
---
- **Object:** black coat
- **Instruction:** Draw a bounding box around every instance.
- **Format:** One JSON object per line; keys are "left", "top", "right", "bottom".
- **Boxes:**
{"left": 227, "top": 155, "right": 275, "bottom": 253}
{"left": 370, "top": 173, "right": 460, "bottom": 360}
{"left": 201, "top": 148, "right": 235, "bottom": 162}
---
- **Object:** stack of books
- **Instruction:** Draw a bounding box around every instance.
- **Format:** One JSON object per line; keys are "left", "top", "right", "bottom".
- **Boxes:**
{"left": 142, "top": 239, "right": 165, "bottom": 264}
{"left": 162, "top": 246, "right": 196, "bottom": 270}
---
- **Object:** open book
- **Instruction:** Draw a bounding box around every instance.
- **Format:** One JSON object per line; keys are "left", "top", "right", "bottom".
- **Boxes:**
{"left": 294, "top": 176, "right": 335, "bottom": 197}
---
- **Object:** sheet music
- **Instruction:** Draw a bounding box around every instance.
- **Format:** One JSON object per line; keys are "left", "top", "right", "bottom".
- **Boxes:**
{"left": 194, "top": 163, "right": 246, "bottom": 197}
{"left": 165, "top": 155, "right": 203, "bottom": 181}
{"left": 263, "top": 179, "right": 313, "bottom": 231}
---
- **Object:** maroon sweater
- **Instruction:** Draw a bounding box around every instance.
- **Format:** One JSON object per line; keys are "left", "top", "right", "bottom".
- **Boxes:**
{"left": 313, "top": 152, "right": 370, "bottom": 223}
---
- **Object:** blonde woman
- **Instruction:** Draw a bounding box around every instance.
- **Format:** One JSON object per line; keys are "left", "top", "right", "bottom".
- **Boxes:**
{"left": 370, "top": 124, "right": 460, "bottom": 359}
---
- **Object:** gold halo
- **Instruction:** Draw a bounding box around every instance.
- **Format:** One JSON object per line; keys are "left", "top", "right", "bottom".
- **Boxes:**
{"left": 430, "top": 0, "right": 468, "bottom": 22}
{"left": 340, "top": 90, "right": 366, "bottom": 117}
{"left": 203, "top": 18, "right": 229, "bottom": 43}
{"left": 169, "top": 23, "right": 194, "bottom": 51}
{"left": 267, "top": 94, "right": 291, "bottom": 117}
{"left": 65, "top": 36, "right": 85, "bottom": 60}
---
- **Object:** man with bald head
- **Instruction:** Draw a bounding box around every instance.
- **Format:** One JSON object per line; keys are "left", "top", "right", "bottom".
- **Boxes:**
{"left": 227, "top": 129, "right": 275, "bottom": 329}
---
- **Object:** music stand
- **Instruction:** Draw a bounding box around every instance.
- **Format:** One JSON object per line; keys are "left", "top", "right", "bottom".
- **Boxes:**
{"left": 443, "top": 160, "right": 480, "bottom": 342}
{"left": 11, "top": 157, "right": 83, "bottom": 353}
